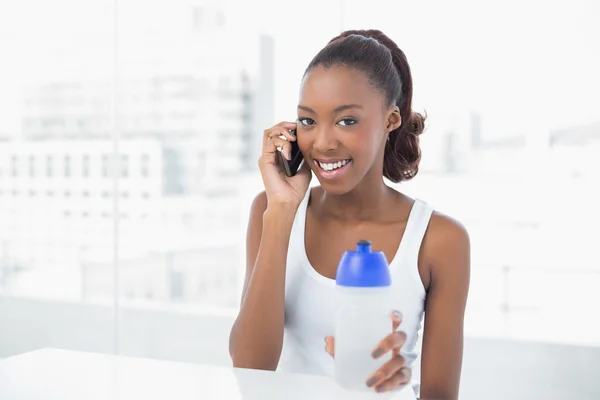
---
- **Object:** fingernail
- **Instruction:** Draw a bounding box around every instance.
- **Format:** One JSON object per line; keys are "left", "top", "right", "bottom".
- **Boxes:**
{"left": 366, "top": 376, "right": 378, "bottom": 387}
{"left": 392, "top": 310, "right": 402, "bottom": 319}
{"left": 372, "top": 348, "right": 384, "bottom": 358}
{"left": 375, "top": 385, "right": 386, "bottom": 393}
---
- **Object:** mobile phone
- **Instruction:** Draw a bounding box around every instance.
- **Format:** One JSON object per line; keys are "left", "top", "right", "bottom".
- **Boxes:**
{"left": 278, "top": 129, "right": 303, "bottom": 177}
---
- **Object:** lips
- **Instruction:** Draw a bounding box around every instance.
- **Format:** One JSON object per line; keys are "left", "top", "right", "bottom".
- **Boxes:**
{"left": 312, "top": 158, "right": 353, "bottom": 180}
{"left": 316, "top": 159, "right": 351, "bottom": 172}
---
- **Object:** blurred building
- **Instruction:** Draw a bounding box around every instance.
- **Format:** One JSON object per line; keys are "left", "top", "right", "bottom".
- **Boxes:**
{"left": 0, "top": 1, "right": 275, "bottom": 307}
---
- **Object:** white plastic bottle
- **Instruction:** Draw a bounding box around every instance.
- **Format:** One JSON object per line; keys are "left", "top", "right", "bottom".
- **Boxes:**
{"left": 334, "top": 240, "right": 392, "bottom": 391}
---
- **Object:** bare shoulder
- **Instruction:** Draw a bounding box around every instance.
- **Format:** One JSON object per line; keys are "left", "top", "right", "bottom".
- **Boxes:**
{"left": 422, "top": 210, "right": 470, "bottom": 278}
{"left": 427, "top": 210, "right": 470, "bottom": 247}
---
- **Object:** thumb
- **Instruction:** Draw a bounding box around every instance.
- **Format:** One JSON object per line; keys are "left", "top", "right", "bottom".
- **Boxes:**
{"left": 324, "top": 336, "right": 335, "bottom": 358}
{"left": 391, "top": 310, "right": 403, "bottom": 331}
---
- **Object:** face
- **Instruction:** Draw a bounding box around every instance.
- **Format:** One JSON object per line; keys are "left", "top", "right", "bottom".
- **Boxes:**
{"left": 296, "top": 65, "right": 401, "bottom": 195}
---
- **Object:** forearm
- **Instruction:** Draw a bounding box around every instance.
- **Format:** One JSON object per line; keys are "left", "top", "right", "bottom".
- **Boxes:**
{"left": 229, "top": 205, "right": 297, "bottom": 370}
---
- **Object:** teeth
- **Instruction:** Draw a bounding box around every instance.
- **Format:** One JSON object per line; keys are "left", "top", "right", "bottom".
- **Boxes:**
{"left": 318, "top": 159, "right": 349, "bottom": 171}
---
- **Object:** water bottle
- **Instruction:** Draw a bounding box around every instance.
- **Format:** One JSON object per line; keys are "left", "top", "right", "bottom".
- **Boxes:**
{"left": 334, "top": 239, "right": 392, "bottom": 391}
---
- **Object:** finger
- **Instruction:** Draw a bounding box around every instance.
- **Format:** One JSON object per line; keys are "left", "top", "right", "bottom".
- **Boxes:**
{"left": 391, "top": 310, "right": 403, "bottom": 356}
{"left": 324, "top": 336, "right": 335, "bottom": 358}
{"left": 262, "top": 134, "right": 291, "bottom": 158}
{"left": 262, "top": 131, "right": 278, "bottom": 154}
{"left": 264, "top": 124, "right": 297, "bottom": 143}
{"left": 262, "top": 129, "right": 291, "bottom": 155}
{"left": 274, "top": 120, "right": 298, "bottom": 131}
{"left": 365, "top": 354, "right": 407, "bottom": 388}
{"left": 373, "top": 367, "right": 412, "bottom": 393}
{"left": 371, "top": 330, "right": 407, "bottom": 359}
{"left": 391, "top": 310, "right": 403, "bottom": 332}
{"left": 270, "top": 137, "right": 292, "bottom": 160}
{"left": 275, "top": 126, "right": 297, "bottom": 141}
{"left": 262, "top": 132, "right": 293, "bottom": 160}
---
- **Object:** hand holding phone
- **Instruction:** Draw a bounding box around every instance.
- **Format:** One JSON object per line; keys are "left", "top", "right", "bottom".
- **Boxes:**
{"left": 259, "top": 122, "right": 311, "bottom": 208}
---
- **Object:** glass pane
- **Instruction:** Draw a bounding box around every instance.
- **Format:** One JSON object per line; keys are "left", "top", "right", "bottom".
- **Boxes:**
{"left": 102, "top": 0, "right": 345, "bottom": 363}
{"left": 108, "top": 0, "right": 342, "bottom": 314}
{"left": 0, "top": 0, "right": 116, "bottom": 355}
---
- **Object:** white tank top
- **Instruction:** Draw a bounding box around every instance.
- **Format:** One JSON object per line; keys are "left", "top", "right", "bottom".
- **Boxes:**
{"left": 278, "top": 188, "right": 434, "bottom": 394}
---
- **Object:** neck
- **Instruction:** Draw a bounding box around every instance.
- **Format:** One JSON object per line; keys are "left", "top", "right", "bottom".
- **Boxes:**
{"left": 316, "top": 177, "right": 395, "bottom": 222}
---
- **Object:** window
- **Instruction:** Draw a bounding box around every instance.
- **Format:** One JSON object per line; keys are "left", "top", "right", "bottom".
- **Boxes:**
{"left": 46, "top": 156, "right": 53, "bottom": 177}
{"left": 198, "top": 280, "right": 207, "bottom": 296}
{"left": 102, "top": 155, "right": 109, "bottom": 177}
{"left": 169, "top": 271, "right": 184, "bottom": 300}
{"left": 28, "top": 156, "right": 35, "bottom": 177}
{"left": 192, "top": 6, "right": 203, "bottom": 30}
{"left": 197, "top": 153, "right": 206, "bottom": 178}
{"left": 82, "top": 155, "right": 90, "bottom": 177}
{"left": 1, "top": 3, "right": 597, "bottom": 391}
{"left": 64, "top": 155, "right": 71, "bottom": 177}
{"left": 141, "top": 154, "right": 149, "bottom": 177}
{"left": 11, "top": 155, "right": 17, "bottom": 177}
{"left": 121, "top": 155, "right": 128, "bottom": 178}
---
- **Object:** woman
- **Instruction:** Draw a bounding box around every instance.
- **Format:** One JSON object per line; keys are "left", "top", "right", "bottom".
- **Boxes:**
{"left": 229, "top": 29, "right": 470, "bottom": 399}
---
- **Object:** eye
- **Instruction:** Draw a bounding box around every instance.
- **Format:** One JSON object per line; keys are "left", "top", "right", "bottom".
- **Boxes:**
{"left": 338, "top": 118, "right": 357, "bottom": 126}
{"left": 298, "top": 117, "right": 316, "bottom": 126}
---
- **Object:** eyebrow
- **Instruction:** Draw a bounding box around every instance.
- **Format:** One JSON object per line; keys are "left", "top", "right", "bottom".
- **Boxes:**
{"left": 297, "top": 104, "right": 364, "bottom": 114}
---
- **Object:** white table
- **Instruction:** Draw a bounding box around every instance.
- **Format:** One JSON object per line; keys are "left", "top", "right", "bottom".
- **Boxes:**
{"left": 0, "top": 348, "right": 418, "bottom": 400}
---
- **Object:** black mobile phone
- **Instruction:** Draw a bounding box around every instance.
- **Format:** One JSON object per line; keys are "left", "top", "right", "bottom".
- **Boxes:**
{"left": 278, "top": 130, "right": 303, "bottom": 177}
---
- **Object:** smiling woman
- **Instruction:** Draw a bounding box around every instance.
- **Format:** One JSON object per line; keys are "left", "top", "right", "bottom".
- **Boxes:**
{"left": 229, "top": 29, "right": 470, "bottom": 400}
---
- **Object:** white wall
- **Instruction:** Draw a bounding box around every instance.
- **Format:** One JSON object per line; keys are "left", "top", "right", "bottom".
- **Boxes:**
{"left": 1, "top": 295, "right": 599, "bottom": 400}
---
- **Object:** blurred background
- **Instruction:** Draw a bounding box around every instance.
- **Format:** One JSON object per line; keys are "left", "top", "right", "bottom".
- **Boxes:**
{"left": 0, "top": 0, "right": 599, "bottom": 398}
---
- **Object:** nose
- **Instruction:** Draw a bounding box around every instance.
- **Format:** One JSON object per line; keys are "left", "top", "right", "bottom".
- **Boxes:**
{"left": 312, "top": 128, "right": 338, "bottom": 154}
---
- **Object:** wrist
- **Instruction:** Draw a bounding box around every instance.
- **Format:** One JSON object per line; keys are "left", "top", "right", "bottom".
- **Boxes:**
{"left": 263, "top": 202, "right": 298, "bottom": 223}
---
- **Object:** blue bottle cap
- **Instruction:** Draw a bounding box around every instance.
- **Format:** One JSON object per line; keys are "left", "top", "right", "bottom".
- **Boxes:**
{"left": 335, "top": 240, "right": 391, "bottom": 287}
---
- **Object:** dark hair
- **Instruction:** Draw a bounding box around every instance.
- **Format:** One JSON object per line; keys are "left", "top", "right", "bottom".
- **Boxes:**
{"left": 304, "top": 29, "right": 426, "bottom": 183}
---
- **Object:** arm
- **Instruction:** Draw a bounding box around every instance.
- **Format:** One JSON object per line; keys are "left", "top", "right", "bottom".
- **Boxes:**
{"left": 228, "top": 191, "right": 298, "bottom": 370}
{"left": 419, "top": 213, "right": 471, "bottom": 400}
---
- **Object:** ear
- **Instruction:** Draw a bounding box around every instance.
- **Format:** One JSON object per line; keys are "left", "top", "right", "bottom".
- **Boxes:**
{"left": 386, "top": 106, "right": 402, "bottom": 133}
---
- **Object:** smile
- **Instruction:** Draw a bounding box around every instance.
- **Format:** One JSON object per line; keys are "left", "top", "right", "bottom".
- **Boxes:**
{"left": 314, "top": 158, "right": 352, "bottom": 180}
{"left": 316, "top": 159, "right": 351, "bottom": 171}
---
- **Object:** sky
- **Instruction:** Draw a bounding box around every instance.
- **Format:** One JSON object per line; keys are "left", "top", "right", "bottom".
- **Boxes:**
{"left": 0, "top": 0, "right": 598, "bottom": 140}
